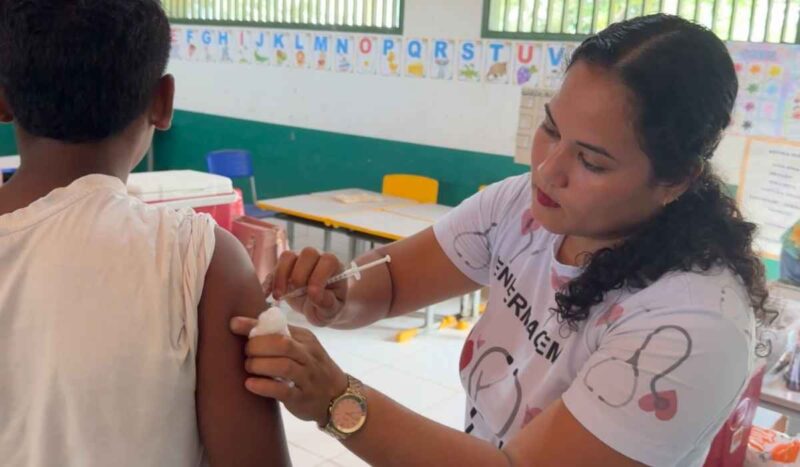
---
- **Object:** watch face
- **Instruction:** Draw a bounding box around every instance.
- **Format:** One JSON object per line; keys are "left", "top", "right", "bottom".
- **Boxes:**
{"left": 331, "top": 395, "right": 367, "bottom": 434}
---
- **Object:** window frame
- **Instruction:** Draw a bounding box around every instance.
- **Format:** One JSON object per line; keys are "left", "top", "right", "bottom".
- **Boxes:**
{"left": 481, "top": 0, "right": 589, "bottom": 40}
{"left": 481, "top": 0, "right": 800, "bottom": 43}
{"left": 165, "top": 0, "right": 405, "bottom": 35}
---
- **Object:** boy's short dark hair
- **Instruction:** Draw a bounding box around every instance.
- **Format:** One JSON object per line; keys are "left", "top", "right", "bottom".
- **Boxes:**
{"left": 0, "top": 0, "right": 171, "bottom": 143}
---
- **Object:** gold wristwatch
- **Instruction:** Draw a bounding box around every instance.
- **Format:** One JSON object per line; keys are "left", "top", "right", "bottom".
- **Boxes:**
{"left": 320, "top": 374, "right": 368, "bottom": 440}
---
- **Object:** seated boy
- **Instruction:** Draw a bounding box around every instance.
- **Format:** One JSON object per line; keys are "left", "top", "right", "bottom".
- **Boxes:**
{"left": 0, "top": 1, "right": 289, "bottom": 465}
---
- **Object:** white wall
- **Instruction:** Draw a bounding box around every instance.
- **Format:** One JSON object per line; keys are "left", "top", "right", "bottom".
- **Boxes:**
{"left": 169, "top": 0, "right": 524, "bottom": 157}
{"left": 166, "top": 0, "right": 786, "bottom": 186}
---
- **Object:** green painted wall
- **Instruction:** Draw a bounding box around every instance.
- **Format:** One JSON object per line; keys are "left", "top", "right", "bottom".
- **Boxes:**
{"left": 0, "top": 112, "right": 784, "bottom": 280}
{"left": 153, "top": 111, "right": 783, "bottom": 278}
{"left": 153, "top": 110, "right": 528, "bottom": 207}
{"left": 0, "top": 125, "right": 17, "bottom": 155}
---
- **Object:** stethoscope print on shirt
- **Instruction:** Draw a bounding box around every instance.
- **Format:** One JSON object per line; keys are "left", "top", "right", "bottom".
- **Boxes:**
{"left": 453, "top": 223, "right": 499, "bottom": 270}
{"left": 452, "top": 190, "right": 546, "bottom": 271}
{"left": 582, "top": 325, "right": 692, "bottom": 421}
{"left": 509, "top": 208, "right": 546, "bottom": 264}
{"left": 461, "top": 342, "right": 522, "bottom": 449}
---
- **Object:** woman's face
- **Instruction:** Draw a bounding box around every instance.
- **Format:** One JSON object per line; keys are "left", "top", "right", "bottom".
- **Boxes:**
{"left": 531, "top": 61, "right": 680, "bottom": 242}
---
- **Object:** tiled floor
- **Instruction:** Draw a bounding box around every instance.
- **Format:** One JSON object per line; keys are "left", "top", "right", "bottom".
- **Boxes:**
{"left": 271, "top": 221, "right": 470, "bottom": 466}
{"left": 280, "top": 312, "right": 468, "bottom": 466}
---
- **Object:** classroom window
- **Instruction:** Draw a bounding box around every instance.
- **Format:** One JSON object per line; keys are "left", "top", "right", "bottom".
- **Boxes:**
{"left": 163, "top": 0, "right": 403, "bottom": 33}
{"left": 483, "top": 0, "right": 800, "bottom": 42}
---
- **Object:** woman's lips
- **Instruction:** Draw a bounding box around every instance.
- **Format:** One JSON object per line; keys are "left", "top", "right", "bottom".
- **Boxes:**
{"left": 536, "top": 189, "right": 560, "bottom": 208}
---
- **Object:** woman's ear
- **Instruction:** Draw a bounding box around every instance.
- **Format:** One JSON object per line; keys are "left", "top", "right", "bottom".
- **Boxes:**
{"left": 660, "top": 163, "right": 704, "bottom": 206}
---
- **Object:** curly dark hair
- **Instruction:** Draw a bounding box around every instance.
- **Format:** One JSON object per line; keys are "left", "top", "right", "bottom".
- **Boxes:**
{"left": 0, "top": 0, "right": 171, "bottom": 143}
{"left": 555, "top": 14, "right": 769, "bottom": 328}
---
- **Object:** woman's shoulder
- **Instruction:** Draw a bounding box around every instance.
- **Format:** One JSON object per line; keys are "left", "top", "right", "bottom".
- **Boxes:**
{"left": 646, "top": 267, "right": 748, "bottom": 307}
{"left": 484, "top": 173, "right": 532, "bottom": 204}
{"left": 617, "top": 267, "right": 755, "bottom": 339}
{"left": 477, "top": 173, "right": 535, "bottom": 228}
{"left": 440, "top": 172, "right": 535, "bottom": 237}
{"left": 591, "top": 268, "right": 756, "bottom": 388}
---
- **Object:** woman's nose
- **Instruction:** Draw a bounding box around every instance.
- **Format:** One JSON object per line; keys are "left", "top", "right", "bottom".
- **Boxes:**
{"left": 536, "top": 143, "right": 570, "bottom": 189}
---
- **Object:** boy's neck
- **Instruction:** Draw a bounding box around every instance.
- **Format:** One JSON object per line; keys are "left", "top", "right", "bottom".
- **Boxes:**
{"left": 17, "top": 144, "right": 133, "bottom": 181}
{"left": 0, "top": 128, "right": 146, "bottom": 216}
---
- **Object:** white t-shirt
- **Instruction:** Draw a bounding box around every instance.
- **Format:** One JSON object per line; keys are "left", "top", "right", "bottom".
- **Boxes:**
{"left": 434, "top": 173, "right": 756, "bottom": 467}
{"left": 0, "top": 175, "right": 215, "bottom": 466}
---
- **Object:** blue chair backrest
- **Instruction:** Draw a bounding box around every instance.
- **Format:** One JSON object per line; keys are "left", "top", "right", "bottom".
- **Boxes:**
{"left": 206, "top": 150, "right": 254, "bottom": 179}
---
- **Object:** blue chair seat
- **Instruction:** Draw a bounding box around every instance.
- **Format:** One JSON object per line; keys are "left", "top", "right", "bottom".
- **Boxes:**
{"left": 245, "top": 204, "right": 275, "bottom": 219}
{"left": 206, "top": 149, "right": 275, "bottom": 219}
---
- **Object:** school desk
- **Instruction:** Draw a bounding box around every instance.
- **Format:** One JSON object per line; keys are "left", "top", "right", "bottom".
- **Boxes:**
{"left": 381, "top": 203, "right": 453, "bottom": 224}
{"left": 0, "top": 155, "right": 20, "bottom": 174}
{"left": 256, "top": 188, "right": 417, "bottom": 252}
{"left": 256, "top": 188, "right": 455, "bottom": 251}
{"left": 258, "top": 189, "right": 482, "bottom": 340}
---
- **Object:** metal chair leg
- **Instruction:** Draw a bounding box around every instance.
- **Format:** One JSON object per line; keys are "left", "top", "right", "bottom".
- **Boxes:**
{"left": 249, "top": 177, "right": 258, "bottom": 205}
{"left": 348, "top": 236, "right": 358, "bottom": 262}
{"left": 323, "top": 229, "right": 332, "bottom": 252}
{"left": 286, "top": 221, "right": 295, "bottom": 249}
{"left": 424, "top": 306, "right": 434, "bottom": 331}
{"left": 473, "top": 290, "right": 482, "bottom": 317}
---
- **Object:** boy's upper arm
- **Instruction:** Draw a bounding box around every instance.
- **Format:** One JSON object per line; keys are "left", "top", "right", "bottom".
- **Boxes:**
{"left": 197, "top": 226, "right": 291, "bottom": 467}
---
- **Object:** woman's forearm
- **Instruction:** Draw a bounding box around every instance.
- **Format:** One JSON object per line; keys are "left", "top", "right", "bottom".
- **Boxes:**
{"left": 330, "top": 249, "right": 395, "bottom": 330}
{"left": 331, "top": 229, "right": 480, "bottom": 329}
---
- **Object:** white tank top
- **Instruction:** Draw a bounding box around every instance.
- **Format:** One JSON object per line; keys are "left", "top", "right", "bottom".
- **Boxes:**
{"left": 0, "top": 174, "right": 216, "bottom": 466}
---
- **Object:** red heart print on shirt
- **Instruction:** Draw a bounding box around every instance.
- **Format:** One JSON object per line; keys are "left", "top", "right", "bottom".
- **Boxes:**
{"left": 596, "top": 305, "right": 625, "bottom": 327}
{"left": 521, "top": 406, "right": 543, "bottom": 428}
{"left": 521, "top": 209, "right": 541, "bottom": 235}
{"left": 638, "top": 390, "right": 678, "bottom": 421}
{"left": 460, "top": 339, "right": 475, "bottom": 371}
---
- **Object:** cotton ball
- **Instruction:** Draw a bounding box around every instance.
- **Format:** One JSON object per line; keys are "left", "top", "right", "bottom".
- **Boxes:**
{"left": 250, "top": 306, "right": 290, "bottom": 338}
{"left": 248, "top": 306, "right": 294, "bottom": 387}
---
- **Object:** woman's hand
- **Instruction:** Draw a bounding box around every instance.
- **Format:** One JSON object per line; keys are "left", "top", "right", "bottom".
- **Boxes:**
{"left": 230, "top": 317, "right": 349, "bottom": 426}
{"left": 267, "top": 248, "right": 348, "bottom": 327}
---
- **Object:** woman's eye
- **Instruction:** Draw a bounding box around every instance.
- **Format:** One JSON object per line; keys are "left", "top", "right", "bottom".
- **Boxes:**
{"left": 541, "top": 124, "right": 559, "bottom": 138}
{"left": 579, "top": 153, "right": 606, "bottom": 173}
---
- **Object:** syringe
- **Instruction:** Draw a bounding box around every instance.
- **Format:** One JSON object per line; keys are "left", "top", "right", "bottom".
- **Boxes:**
{"left": 273, "top": 255, "right": 391, "bottom": 302}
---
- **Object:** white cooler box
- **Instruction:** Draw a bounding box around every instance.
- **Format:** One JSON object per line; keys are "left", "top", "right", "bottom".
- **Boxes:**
{"left": 127, "top": 170, "right": 236, "bottom": 209}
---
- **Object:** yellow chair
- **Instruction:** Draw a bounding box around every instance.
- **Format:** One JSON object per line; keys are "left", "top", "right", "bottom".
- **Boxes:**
{"left": 382, "top": 174, "right": 439, "bottom": 343}
{"left": 382, "top": 174, "right": 439, "bottom": 204}
{"left": 390, "top": 180, "right": 483, "bottom": 343}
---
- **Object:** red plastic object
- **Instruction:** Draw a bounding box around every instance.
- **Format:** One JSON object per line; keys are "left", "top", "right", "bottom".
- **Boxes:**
{"left": 703, "top": 366, "right": 766, "bottom": 467}
{"left": 194, "top": 188, "right": 245, "bottom": 232}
